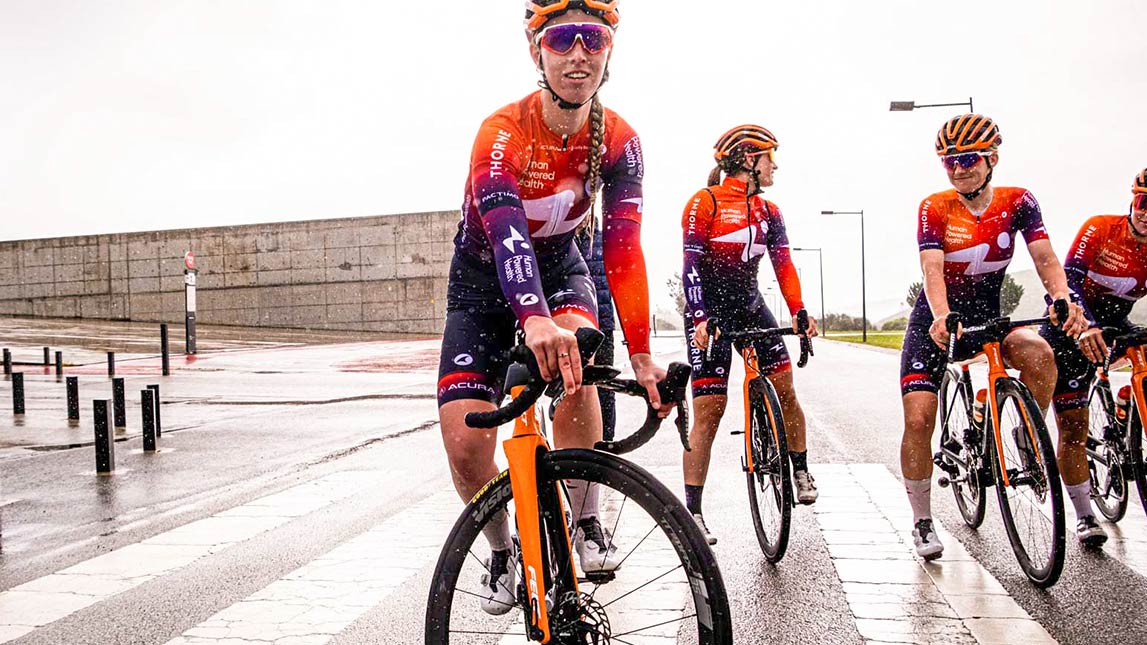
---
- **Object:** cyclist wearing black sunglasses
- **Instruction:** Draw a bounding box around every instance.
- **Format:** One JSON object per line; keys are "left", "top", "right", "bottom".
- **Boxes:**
{"left": 436, "top": 0, "right": 672, "bottom": 615}
{"left": 681, "top": 125, "right": 821, "bottom": 544}
{"left": 1038, "top": 168, "right": 1147, "bottom": 546}
{"left": 899, "top": 114, "right": 1086, "bottom": 560}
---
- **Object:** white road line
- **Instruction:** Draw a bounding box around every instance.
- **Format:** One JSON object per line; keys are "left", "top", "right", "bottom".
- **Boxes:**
{"left": 166, "top": 490, "right": 458, "bottom": 644}
{"left": 0, "top": 471, "right": 382, "bottom": 644}
{"left": 814, "top": 464, "right": 1056, "bottom": 645}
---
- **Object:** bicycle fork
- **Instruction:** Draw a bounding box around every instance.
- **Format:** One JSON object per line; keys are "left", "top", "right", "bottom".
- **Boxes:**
{"left": 504, "top": 391, "right": 577, "bottom": 643}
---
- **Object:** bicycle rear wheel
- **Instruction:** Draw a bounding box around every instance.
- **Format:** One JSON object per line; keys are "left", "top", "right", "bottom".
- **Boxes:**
{"left": 1128, "top": 397, "right": 1147, "bottom": 519}
{"left": 745, "top": 378, "right": 792, "bottom": 563}
{"left": 938, "top": 369, "right": 986, "bottom": 528}
{"left": 426, "top": 449, "right": 733, "bottom": 644}
{"left": 1087, "top": 380, "right": 1128, "bottom": 522}
{"left": 991, "top": 379, "right": 1066, "bottom": 588}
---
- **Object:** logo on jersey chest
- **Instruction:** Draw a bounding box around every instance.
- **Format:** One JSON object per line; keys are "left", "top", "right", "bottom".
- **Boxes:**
{"left": 712, "top": 222, "right": 769, "bottom": 263}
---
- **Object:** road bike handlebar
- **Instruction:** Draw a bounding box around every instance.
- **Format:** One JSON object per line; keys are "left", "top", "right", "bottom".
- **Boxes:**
{"left": 1100, "top": 326, "right": 1147, "bottom": 371}
{"left": 464, "top": 327, "right": 694, "bottom": 454}
{"left": 944, "top": 298, "right": 1070, "bottom": 362}
{"left": 705, "top": 309, "right": 813, "bottom": 368}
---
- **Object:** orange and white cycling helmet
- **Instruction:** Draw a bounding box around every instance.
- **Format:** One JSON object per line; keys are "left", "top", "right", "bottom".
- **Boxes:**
{"left": 935, "top": 114, "right": 1002, "bottom": 156}
{"left": 714, "top": 124, "right": 778, "bottom": 168}
{"left": 525, "top": 0, "right": 620, "bottom": 32}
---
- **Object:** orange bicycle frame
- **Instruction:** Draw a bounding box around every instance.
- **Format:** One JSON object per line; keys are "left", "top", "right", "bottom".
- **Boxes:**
{"left": 501, "top": 384, "right": 577, "bottom": 644}
{"left": 739, "top": 346, "right": 780, "bottom": 474}
{"left": 1123, "top": 345, "right": 1147, "bottom": 444}
{"left": 979, "top": 340, "right": 1041, "bottom": 488}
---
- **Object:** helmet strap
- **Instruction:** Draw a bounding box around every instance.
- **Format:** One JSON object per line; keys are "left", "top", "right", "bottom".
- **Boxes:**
{"left": 958, "top": 158, "right": 994, "bottom": 201}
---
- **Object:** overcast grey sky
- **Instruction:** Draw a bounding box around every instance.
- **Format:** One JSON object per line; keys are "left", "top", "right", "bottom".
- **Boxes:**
{"left": 2, "top": 1, "right": 1145, "bottom": 320}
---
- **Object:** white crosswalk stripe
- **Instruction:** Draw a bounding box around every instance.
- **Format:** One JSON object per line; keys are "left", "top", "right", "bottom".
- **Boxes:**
{"left": 5, "top": 462, "right": 1120, "bottom": 643}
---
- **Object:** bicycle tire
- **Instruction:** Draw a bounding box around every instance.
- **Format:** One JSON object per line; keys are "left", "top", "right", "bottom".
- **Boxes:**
{"left": 425, "top": 449, "right": 733, "bottom": 644}
{"left": 990, "top": 379, "right": 1066, "bottom": 588}
{"left": 938, "top": 369, "right": 986, "bottom": 528}
{"left": 1087, "top": 380, "right": 1128, "bottom": 522}
{"left": 745, "top": 378, "right": 792, "bottom": 562}
{"left": 1129, "top": 395, "right": 1147, "bottom": 519}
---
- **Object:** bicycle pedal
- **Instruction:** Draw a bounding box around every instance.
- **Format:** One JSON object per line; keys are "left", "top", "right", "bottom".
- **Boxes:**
{"left": 937, "top": 476, "right": 951, "bottom": 488}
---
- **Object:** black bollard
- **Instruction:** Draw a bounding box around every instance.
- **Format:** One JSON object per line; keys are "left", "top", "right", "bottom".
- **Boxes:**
{"left": 66, "top": 377, "right": 80, "bottom": 421}
{"left": 3, "top": 349, "right": 10, "bottom": 377}
{"left": 148, "top": 384, "right": 162, "bottom": 437}
{"left": 160, "top": 324, "right": 170, "bottom": 377}
{"left": 141, "top": 389, "right": 156, "bottom": 452}
{"left": 12, "top": 373, "right": 24, "bottom": 415}
{"left": 107, "top": 351, "right": 115, "bottom": 378}
{"left": 112, "top": 378, "right": 126, "bottom": 429}
{"left": 93, "top": 400, "right": 114, "bottom": 474}
{"left": 55, "top": 351, "right": 63, "bottom": 380}
{"left": 43, "top": 347, "right": 50, "bottom": 366}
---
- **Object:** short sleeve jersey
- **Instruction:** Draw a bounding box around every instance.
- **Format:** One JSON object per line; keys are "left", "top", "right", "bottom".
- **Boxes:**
{"left": 454, "top": 91, "right": 650, "bottom": 354}
{"left": 913, "top": 187, "right": 1049, "bottom": 324}
{"left": 1064, "top": 215, "right": 1147, "bottom": 326}
{"left": 681, "top": 177, "right": 803, "bottom": 323}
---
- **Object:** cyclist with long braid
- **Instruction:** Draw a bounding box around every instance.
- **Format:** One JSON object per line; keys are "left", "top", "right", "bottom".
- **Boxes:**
{"left": 1039, "top": 168, "right": 1147, "bottom": 547}
{"left": 681, "top": 125, "right": 820, "bottom": 545}
{"left": 437, "top": 0, "right": 669, "bottom": 614}
{"left": 899, "top": 114, "right": 1086, "bottom": 560}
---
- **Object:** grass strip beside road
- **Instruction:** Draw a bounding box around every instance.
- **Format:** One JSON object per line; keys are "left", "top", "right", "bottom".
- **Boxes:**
{"left": 822, "top": 331, "right": 904, "bottom": 350}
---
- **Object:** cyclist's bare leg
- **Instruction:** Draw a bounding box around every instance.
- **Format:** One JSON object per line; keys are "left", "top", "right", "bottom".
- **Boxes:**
{"left": 1053, "top": 408, "right": 1090, "bottom": 486}
{"left": 683, "top": 394, "right": 728, "bottom": 487}
{"left": 901, "top": 392, "right": 939, "bottom": 481}
{"left": 1001, "top": 327, "right": 1057, "bottom": 413}
{"left": 439, "top": 399, "right": 511, "bottom": 549}
{"left": 767, "top": 369, "right": 805, "bottom": 452}
{"left": 550, "top": 312, "right": 604, "bottom": 521}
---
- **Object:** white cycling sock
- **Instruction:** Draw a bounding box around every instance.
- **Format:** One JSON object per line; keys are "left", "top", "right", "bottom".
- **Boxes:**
{"left": 905, "top": 477, "right": 932, "bottom": 523}
{"left": 566, "top": 480, "right": 600, "bottom": 521}
{"left": 482, "top": 510, "right": 513, "bottom": 552}
{"left": 1066, "top": 481, "right": 1094, "bottom": 520}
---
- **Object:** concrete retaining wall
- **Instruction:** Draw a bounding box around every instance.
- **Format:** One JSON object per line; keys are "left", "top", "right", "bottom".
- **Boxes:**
{"left": 0, "top": 211, "right": 459, "bottom": 334}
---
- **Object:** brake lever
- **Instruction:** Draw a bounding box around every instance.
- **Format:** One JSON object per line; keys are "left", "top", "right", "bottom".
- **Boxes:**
{"left": 675, "top": 400, "right": 691, "bottom": 452}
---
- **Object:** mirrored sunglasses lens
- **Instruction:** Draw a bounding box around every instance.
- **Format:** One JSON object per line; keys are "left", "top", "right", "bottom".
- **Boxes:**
{"left": 541, "top": 24, "right": 610, "bottom": 54}
{"left": 1134, "top": 194, "right": 1147, "bottom": 211}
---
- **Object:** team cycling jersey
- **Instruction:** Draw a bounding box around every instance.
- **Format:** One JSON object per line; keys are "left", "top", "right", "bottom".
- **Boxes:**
{"left": 1063, "top": 215, "right": 1147, "bottom": 327}
{"left": 453, "top": 91, "right": 650, "bottom": 355}
{"left": 911, "top": 187, "right": 1049, "bottom": 325}
{"left": 681, "top": 177, "right": 803, "bottom": 324}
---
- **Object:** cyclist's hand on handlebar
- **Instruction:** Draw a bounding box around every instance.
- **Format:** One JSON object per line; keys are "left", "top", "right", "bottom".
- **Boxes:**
{"left": 523, "top": 316, "right": 582, "bottom": 394}
{"left": 929, "top": 315, "right": 960, "bottom": 348}
{"left": 692, "top": 320, "right": 711, "bottom": 350}
{"left": 631, "top": 353, "right": 673, "bottom": 418}
{"left": 1049, "top": 299, "right": 1086, "bottom": 339}
{"left": 793, "top": 315, "right": 819, "bottom": 338}
{"left": 1078, "top": 327, "right": 1109, "bottom": 364}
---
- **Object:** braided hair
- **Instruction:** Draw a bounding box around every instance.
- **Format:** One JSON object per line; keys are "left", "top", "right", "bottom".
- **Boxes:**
{"left": 578, "top": 95, "right": 606, "bottom": 240}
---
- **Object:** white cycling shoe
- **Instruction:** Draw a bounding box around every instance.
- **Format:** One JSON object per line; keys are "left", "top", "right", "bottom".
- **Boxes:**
{"left": 574, "top": 517, "right": 623, "bottom": 573}
{"left": 479, "top": 546, "right": 517, "bottom": 615}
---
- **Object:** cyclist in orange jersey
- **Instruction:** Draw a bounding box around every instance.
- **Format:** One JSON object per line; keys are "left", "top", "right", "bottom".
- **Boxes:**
{"left": 899, "top": 114, "right": 1085, "bottom": 560}
{"left": 681, "top": 125, "right": 820, "bottom": 544}
{"left": 1039, "top": 168, "right": 1147, "bottom": 546}
{"left": 436, "top": 0, "right": 671, "bottom": 614}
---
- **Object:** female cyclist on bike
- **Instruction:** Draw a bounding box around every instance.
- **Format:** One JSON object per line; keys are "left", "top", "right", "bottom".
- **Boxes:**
{"left": 1039, "top": 167, "right": 1147, "bottom": 546}
{"left": 899, "top": 114, "right": 1085, "bottom": 560}
{"left": 681, "top": 124, "right": 820, "bottom": 544}
{"left": 436, "top": 0, "right": 670, "bottom": 614}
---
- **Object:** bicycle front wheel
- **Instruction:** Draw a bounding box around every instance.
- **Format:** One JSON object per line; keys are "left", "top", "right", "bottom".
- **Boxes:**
{"left": 745, "top": 378, "right": 792, "bottom": 563}
{"left": 939, "top": 369, "right": 986, "bottom": 528}
{"left": 1087, "top": 380, "right": 1128, "bottom": 522}
{"left": 990, "top": 379, "right": 1066, "bottom": 588}
{"left": 425, "top": 449, "right": 733, "bottom": 644}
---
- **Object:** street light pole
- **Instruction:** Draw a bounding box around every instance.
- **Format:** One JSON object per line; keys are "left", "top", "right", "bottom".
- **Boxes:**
{"left": 791, "top": 247, "right": 825, "bottom": 333}
{"left": 889, "top": 97, "right": 974, "bottom": 113}
{"left": 821, "top": 210, "right": 866, "bottom": 342}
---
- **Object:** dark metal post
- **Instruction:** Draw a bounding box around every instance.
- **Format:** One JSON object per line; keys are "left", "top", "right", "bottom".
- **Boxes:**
{"left": 141, "top": 389, "right": 156, "bottom": 452}
{"left": 67, "top": 377, "right": 80, "bottom": 421}
{"left": 3, "top": 349, "right": 10, "bottom": 377}
{"left": 148, "top": 384, "right": 162, "bottom": 437}
{"left": 184, "top": 260, "right": 198, "bottom": 355}
{"left": 12, "top": 373, "right": 24, "bottom": 415}
{"left": 93, "top": 400, "right": 114, "bottom": 474}
{"left": 160, "top": 323, "right": 170, "bottom": 376}
{"left": 860, "top": 210, "right": 867, "bottom": 343}
{"left": 112, "top": 377, "right": 126, "bottom": 429}
{"left": 43, "top": 347, "right": 50, "bottom": 366}
{"left": 107, "top": 351, "right": 115, "bottom": 378}
{"left": 55, "top": 351, "right": 63, "bottom": 380}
